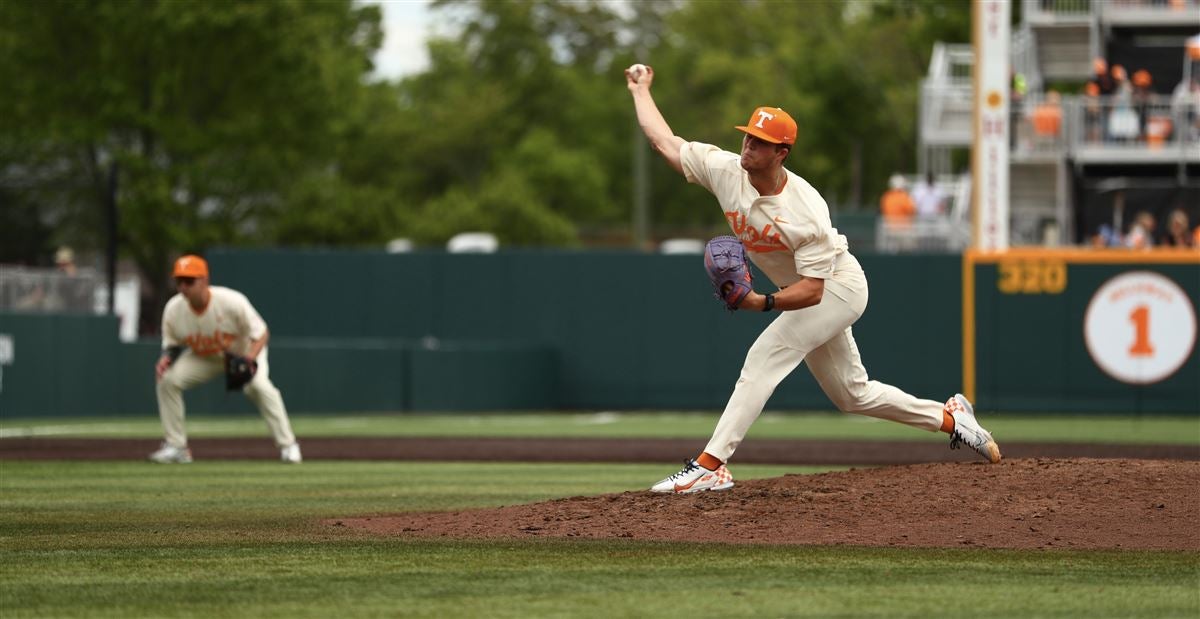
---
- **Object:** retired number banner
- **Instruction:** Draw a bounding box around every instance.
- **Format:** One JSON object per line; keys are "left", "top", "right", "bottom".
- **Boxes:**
{"left": 972, "top": 0, "right": 1010, "bottom": 251}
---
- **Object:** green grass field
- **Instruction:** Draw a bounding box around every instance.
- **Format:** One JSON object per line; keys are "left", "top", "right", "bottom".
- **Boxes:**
{"left": 3, "top": 410, "right": 1199, "bottom": 443}
{"left": 2, "top": 413, "right": 1198, "bottom": 618}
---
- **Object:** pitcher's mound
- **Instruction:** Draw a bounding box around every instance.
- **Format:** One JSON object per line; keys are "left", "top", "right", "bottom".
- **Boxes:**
{"left": 330, "top": 458, "right": 1198, "bottom": 550}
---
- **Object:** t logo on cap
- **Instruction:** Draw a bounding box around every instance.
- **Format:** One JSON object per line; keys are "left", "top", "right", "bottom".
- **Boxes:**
{"left": 735, "top": 106, "right": 797, "bottom": 145}
{"left": 172, "top": 254, "right": 209, "bottom": 279}
{"left": 753, "top": 110, "right": 776, "bottom": 128}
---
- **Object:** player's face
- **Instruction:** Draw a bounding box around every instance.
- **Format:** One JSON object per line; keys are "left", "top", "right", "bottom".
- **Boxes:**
{"left": 740, "top": 135, "right": 786, "bottom": 171}
{"left": 175, "top": 277, "right": 209, "bottom": 304}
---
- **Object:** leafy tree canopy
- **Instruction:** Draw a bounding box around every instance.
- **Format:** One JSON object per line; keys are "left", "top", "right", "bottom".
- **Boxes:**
{"left": 1, "top": 0, "right": 969, "bottom": 308}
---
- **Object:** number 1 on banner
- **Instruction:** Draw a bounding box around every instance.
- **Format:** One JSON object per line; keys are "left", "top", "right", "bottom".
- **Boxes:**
{"left": 1129, "top": 305, "right": 1154, "bottom": 357}
{"left": 1084, "top": 272, "right": 1194, "bottom": 385}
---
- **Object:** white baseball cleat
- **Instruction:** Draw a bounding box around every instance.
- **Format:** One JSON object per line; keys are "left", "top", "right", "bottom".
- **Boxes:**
{"left": 280, "top": 443, "right": 302, "bottom": 464}
{"left": 946, "top": 394, "right": 1002, "bottom": 463}
{"left": 148, "top": 443, "right": 193, "bottom": 464}
{"left": 650, "top": 459, "right": 735, "bottom": 494}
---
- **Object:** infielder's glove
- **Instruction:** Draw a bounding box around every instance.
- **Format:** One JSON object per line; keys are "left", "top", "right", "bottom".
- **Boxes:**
{"left": 224, "top": 353, "right": 257, "bottom": 391}
{"left": 703, "top": 235, "right": 753, "bottom": 311}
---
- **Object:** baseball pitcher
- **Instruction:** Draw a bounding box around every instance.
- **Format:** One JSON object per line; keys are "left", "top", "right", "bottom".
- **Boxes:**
{"left": 623, "top": 63, "right": 1000, "bottom": 494}
{"left": 149, "top": 255, "right": 301, "bottom": 464}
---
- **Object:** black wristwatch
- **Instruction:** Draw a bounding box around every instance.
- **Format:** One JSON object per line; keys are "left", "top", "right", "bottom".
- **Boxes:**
{"left": 762, "top": 294, "right": 775, "bottom": 312}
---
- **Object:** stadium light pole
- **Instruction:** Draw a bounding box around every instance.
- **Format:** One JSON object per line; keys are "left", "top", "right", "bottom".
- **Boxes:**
{"left": 104, "top": 162, "right": 118, "bottom": 315}
{"left": 632, "top": 123, "right": 650, "bottom": 251}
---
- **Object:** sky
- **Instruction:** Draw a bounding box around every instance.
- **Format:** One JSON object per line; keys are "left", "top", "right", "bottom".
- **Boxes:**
{"left": 366, "top": 0, "right": 437, "bottom": 80}
{"left": 367, "top": 0, "right": 634, "bottom": 79}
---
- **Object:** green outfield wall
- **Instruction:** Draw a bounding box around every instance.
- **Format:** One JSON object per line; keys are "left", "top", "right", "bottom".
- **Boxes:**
{"left": 965, "top": 249, "right": 1199, "bottom": 414}
{"left": 1, "top": 248, "right": 1195, "bottom": 417}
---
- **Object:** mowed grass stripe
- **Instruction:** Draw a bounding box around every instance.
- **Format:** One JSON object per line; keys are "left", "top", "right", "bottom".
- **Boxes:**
{"left": 2, "top": 412, "right": 1198, "bottom": 444}
{"left": 3, "top": 540, "right": 1196, "bottom": 618}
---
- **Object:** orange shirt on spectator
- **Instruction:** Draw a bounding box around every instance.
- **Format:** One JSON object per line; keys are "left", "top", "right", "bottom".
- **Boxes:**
{"left": 1031, "top": 101, "right": 1062, "bottom": 137}
{"left": 880, "top": 189, "right": 916, "bottom": 225}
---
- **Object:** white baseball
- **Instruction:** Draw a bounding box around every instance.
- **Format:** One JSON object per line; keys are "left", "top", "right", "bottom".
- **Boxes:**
{"left": 628, "top": 63, "right": 647, "bottom": 79}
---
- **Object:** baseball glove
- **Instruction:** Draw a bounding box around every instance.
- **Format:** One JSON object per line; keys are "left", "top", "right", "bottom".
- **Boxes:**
{"left": 224, "top": 352, "right": 257, "bottom": 391}
{"left": 703, "top": 235, "right": 754, "bottom": 311}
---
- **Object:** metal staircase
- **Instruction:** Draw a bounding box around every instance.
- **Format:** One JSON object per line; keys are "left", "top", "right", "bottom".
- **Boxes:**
{"left": 1022, "top": 0, "right": 1094, "bottom": 81}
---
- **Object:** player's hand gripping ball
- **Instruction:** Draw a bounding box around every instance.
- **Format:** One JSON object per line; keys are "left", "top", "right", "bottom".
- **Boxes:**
{"left": 626, "top": 63, "right": 647, "bottom": 81}
{"left": 703, "top": 235, "right": 754, "bottom": 311}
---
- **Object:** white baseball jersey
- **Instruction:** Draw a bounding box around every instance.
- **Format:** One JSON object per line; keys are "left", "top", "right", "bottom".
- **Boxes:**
{"left": 161, "top": 286, "right": 267, "bottom": 359}
{"left": 680, "top": 142, "right": 867, "bottom": 308}
{"left": 678, "top": 140, "right": 946, "bottom": 464}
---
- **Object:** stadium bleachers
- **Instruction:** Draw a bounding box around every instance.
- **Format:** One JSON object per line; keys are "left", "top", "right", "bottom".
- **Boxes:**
{"left": 911, "top": 0, "right": 1199, "bottom": 249}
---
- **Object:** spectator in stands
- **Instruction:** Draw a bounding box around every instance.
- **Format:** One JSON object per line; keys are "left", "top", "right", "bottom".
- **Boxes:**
{"left": 911, "top": 172, "right": 945, "bottom": 220}
{"left": 1083, "top": 81, "right": 1103, "bottom": 143}
{"left": 1030, "top": 90, "right": 1063, "bottom": 148}
{"left": 1088, "top": 57, "right": 1115, "bottom": 96}
{"left": 1112, "top": 65, "right": 1132, "bottom": 102}
{"left": 1091, "top": 223, "right": 1123, "bottom": 248}
{"left": 1171, "top": 76, "right": 1200, "bottom": 141}
{"left": 880, "top": 174, "right": 915, "bottom": 227}
{"left": 1132, "top": 69, "right": 1152, "bottom": 91}
{"left": 54, "top": 247, "right": 77, "bottom": 276}
{"left": 1160, "top": 209, "right": 1195, "bottom": 248}
{"left": 1132, "top": 69, "right": 1154, "bottom": 137}
{"left": 13, "top": 248, "right": 77, "bottom": 312}
{"left": 1010, "top": 70, "right": 1027, "bottom": 149}
{"left": 1125, "top": 211, "right": 1156, "bottom": 250}
{"left": 1108, "top": 65, "right": 1141, "bottom": 142}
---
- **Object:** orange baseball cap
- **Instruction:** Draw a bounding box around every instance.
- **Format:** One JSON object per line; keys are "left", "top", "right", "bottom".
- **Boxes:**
{"left": 735, "top": 106, "right": 797, "bottom": 145}
{"left": 172, "top": 255, "right": 209, "bottom": 278}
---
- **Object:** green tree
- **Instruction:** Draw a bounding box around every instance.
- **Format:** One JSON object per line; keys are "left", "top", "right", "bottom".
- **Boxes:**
{"left": 0, "top": 0, "right": 383, "bottom": 314}
{"left": 401, "top": 0, "right": 968, "bottom": 242}
{"left": 362, "top": 0, "right": 649, "bottom": 248}
{"left": 1, "top": 0, "right": 970, "bottom": 277}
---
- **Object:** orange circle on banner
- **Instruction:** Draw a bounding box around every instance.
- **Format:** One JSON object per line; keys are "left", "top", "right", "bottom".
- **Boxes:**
{"left": 987, "top": 91, "right": 1002, "bottom": 108}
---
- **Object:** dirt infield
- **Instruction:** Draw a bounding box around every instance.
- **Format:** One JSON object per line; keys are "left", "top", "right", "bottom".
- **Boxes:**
{"left": 4, "top": 437, "right": 1197, "bottom": 551}
{"left": 333, "top": 458, "right": 1200, "bottom": 551}
{"left": 2, "top": 436, "right": 1198, "bottom": 463}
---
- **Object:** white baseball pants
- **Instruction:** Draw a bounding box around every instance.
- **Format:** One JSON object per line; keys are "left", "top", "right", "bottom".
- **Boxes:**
{"left": 703, "top": 288, "right": 945, "bottom": 463}
{"left": 156, "top": 350, "right": 296, "bottom": 449}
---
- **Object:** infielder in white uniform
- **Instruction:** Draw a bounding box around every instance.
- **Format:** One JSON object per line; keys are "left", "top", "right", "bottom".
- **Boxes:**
{"left": 623, "top": 64, "right": 1001, "bottom": 494}
{"left": 149, "top": 255, "right": 301, "bottom": 464}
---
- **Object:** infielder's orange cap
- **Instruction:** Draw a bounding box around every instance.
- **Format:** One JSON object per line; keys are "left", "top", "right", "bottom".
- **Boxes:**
{"left": 172, "top": 255, "right": 209, "bottom": 278}
{"left": 735, "top": 106, "right": 797, "bottom": 145}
